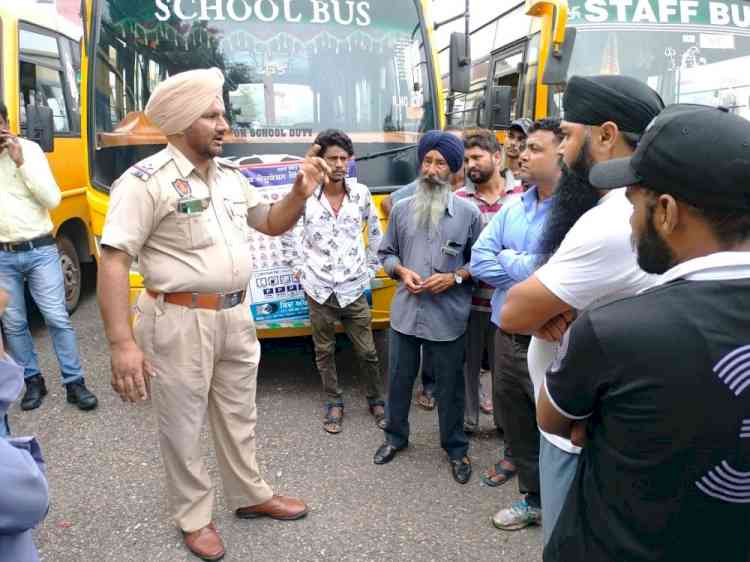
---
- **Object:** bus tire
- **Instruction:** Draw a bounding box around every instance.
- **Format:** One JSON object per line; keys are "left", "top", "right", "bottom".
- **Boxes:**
{"left": 57, "top": 234, "right": 81, "bottom": 314}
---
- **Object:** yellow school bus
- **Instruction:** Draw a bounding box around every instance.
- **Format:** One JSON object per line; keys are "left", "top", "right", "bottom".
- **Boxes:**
{"left": 447, "top": 0, "right": 750, "bottom": 132}
{"left": 0, "top": 3, "right": 95, "bottom": 312}
{"left": 81, "top": 0, "right": 446, "bottom": 338}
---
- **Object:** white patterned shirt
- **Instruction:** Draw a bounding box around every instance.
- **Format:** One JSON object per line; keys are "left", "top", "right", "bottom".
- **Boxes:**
{"left": 282, "top": 178, "right": 382, "bottom": 307}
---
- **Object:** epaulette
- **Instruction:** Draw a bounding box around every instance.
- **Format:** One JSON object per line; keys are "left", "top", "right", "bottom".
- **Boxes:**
{"left": 216, "top": 157, "right": 240, "bottom": 169}
{"left": 127, "top": 149, "right": 172, "bottom": 181}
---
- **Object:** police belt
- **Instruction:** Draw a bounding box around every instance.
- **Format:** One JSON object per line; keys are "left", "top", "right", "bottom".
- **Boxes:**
{"left": 146, "top": 289, "right": 245, "bottom": 311}
{"left": 0, "top": 234, "right": 55, "bottom": 253}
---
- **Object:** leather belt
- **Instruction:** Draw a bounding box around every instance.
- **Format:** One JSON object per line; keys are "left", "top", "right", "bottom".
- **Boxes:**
{"left": 500, "top": 330, "right": 532, "bottom": 347}
{"left": 146, "top": 289, "right": 246, "bottom": 311}
{"left": 0, "top": 234, "right": 55, "bottom": 253}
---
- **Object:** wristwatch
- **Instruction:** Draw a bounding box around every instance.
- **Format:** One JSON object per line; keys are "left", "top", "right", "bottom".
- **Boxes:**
{"left": 454, "top": 271, "right": 463, "bottom": 285}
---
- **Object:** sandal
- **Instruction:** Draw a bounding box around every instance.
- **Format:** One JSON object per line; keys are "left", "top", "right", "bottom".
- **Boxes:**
{"left": 368, "top": 402, "right": 387, "bottom": 430}
{"left": 416, "top": 389, "right": 436, "bottom": 411}
{"left": 480, "top": 458, "right": 517, "bottom": 487}
{"left": 323, "top": 402, "right": 344, "bottom": 434}
{"left": 480, "top": 394, "right": 493, "bottom": 415}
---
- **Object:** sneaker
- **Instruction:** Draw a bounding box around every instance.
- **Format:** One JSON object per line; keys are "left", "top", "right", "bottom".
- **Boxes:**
{"left": 492, "top": 499, "right": 542, "bottom": 531}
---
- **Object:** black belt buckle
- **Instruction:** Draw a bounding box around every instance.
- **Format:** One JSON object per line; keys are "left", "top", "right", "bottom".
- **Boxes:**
{"left": 221, "top": 290, "right": 243, "bottom": 309}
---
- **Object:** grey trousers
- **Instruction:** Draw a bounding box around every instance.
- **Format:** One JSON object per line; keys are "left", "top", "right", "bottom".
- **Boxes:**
{"left": 463, "top": 309, "right": 495, "bottom": 431}
{"left": 495, "top": 330, "right": 540, "bottom": 499}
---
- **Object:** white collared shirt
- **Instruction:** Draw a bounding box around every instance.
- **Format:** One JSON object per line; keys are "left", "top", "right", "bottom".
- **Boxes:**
{"left": 0, "top": 138, "right": 61, "bottom": 242}
{"left": 281, "top": 178, "right": 382, "bottom": 307}
{"left": 651, "top": 251, "right": 750, "bottom": 285}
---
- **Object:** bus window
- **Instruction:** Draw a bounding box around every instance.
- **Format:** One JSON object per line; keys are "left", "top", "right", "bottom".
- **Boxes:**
{"left": 90, "top": 0, "right": 436, "bottom": 190}
{"left": 59, "top": 36, "right": 80, "bottom": 131}
{"left": 18, "top": 25, "right": 75, "bottom": 135}
{"left": 488, "top": 46, "right": 525, "bottom": 119}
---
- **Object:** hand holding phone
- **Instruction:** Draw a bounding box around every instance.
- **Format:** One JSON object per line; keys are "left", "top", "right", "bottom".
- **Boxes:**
{"left": 0, "top": 129, "right": 24, "bottom": 167}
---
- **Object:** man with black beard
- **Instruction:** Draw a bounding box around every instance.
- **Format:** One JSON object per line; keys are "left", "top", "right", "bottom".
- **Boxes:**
{"left": 539, "top": 103, "right": 750, "bottom": 562}
{"left": 533, "top": 147, "right": 599, "bottom": 261}
{"left": 500, "top": 75, "right": 664, "bottom": 545}
{"left": 375, "top": 131, "right": 481, "bottom": 484}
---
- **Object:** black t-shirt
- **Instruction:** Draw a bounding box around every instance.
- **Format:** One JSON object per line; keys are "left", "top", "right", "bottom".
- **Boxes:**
{"left": 544, "top": 278, "right": 750, "bottom": 562}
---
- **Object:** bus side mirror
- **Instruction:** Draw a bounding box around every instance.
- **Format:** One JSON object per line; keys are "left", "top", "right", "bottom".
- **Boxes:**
{"left": 481, "top": 85, "right": 513, "bottom": 130}
{"left": 450, "top": 32, "right": 471, "bottom": 94}
{"left": 543, "top": 27, "right": 577, "bottom": 85}
{"left": 25, "top": 103, "right": 54, "bottom": 153}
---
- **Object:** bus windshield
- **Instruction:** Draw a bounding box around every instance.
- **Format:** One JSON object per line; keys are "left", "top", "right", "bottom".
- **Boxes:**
{"left": 557, "top": 0, "right": 750, "bottom": 121}
{"left": 91, "top": 0, "right": 435, "bottom": 190}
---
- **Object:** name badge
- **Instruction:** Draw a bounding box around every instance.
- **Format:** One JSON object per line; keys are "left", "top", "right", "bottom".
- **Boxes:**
{"left": 177, "top": 197, "right": 210, "bottom": 214}
{"left": 441, "top": 240, "right": 462, "bottom": 256}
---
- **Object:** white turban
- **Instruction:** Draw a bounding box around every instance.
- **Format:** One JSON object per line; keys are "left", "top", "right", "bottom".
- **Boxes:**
{"left": 144, "top": 67, "right": 225, "bottom": 136}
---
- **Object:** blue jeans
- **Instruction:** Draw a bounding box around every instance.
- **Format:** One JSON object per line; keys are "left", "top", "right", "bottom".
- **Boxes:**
{"left": 385, "top": 329, "right": 469, "bottom": 460}
{"left": 539, "top": 435, "right": 579, "bottom": 546}
{"left": 0, "top": 245, "right": 84, "bottom": 384}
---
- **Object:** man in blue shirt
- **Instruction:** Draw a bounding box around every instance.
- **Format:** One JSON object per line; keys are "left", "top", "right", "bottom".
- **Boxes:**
{"left": 471, "top": 119, "right": 562, "bottom": 530}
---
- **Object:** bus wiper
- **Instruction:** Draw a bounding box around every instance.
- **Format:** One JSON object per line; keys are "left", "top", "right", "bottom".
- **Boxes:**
{"left": 356, "top": 144, "right": 417, "bottom": 162}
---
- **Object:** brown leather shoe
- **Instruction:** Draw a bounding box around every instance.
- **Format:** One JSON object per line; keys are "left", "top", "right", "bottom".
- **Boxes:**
{"left": 236, "top": 495, "right": 309, "bottom": 521}
{"left": 182, "top": 523, "right": 225, "bottom": 561}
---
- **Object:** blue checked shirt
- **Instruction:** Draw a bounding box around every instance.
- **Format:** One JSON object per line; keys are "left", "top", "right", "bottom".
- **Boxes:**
{"left": 470, "top": 186, "right": 555, "bottom": 327}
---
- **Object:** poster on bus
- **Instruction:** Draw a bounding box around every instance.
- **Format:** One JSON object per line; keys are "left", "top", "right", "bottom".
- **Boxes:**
{"left": 238, "top": 157, "right": 357, "bottom": 330}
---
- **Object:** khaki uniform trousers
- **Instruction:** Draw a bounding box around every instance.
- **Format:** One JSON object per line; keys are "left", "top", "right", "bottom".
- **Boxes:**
{"left": 133, "top": 291, "right": 273, "bottom": 532}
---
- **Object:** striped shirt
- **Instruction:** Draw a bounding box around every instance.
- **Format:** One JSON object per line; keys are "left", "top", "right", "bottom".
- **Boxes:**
{"left": 457, "top": 181, "right": 523, "bottom": 312}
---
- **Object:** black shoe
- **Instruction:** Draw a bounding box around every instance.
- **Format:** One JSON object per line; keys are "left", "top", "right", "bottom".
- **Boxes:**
{"left": 21, "top": 375, "right": 47, "bottom": 411}
{"left": 65, "top": 381, "right": 98, "bottom": 411}
{"left": 373, "top": 442, "right": 404, "bottom": 465}
{"left": 450, "top": 456, "right": 472, "bottom": 484}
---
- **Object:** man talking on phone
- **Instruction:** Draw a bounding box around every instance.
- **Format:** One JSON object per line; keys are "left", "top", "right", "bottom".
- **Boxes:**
{"left": 0, "top": 101, "right": 96, "bottom": 413}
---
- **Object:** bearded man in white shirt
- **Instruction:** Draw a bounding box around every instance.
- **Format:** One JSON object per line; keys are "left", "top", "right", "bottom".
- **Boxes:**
{"left": 282, "top": 129, "right": 385, "bottom": 434}
{"left": 499, "top": 75, "right": 664, "bottom": 544}
{"left": 0, "top": 102, "right": 96, "bottom": 413}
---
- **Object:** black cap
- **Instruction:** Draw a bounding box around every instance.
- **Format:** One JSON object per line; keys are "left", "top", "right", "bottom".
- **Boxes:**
{"left": 509, "top": 118, "right": 532, "bottom": 136}
{"left": 590, "top": 104, "right": 750, "bottom": 210}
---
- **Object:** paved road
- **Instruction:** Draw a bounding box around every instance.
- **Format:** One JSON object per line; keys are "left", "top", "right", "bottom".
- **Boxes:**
{"left": 9, "top": 278, "right": 543, "bottom": 562}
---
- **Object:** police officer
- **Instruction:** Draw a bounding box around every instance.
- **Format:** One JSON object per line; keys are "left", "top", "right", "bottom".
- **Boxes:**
{"left": 97, "top": 68, "right": 329, "bottom": 561}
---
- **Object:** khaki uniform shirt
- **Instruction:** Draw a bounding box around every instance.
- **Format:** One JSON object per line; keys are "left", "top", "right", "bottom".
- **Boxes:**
{"left": 0, "top": 138, "right": 61, "bottom": 242}
{"left": 100, "top": 144, "right": 269, "bottom": 293}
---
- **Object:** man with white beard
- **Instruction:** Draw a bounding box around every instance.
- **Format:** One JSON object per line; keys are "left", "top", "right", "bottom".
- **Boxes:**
{"left": 375, "top": 131, "right": 481, "bottom": 484}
